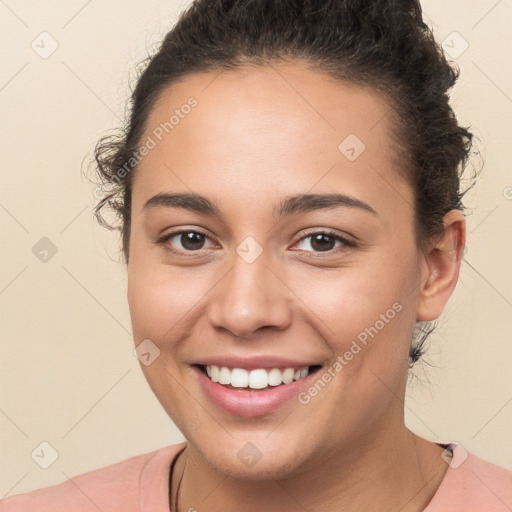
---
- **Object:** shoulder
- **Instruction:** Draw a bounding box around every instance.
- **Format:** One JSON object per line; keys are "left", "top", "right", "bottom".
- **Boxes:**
{"left": 0, "top": 442, "right": 186, "bottom": 512}
{"left": 427, "top": 442, "right": 512, "bottom": 511}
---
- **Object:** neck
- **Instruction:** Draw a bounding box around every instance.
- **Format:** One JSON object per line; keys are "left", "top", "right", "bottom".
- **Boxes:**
{"left": 172, "top": 427, "right": 448, "bottom": 512}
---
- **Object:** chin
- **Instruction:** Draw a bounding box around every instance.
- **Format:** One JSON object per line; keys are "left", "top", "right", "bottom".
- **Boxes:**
{"left": 192, "top": 437, "right": 313, "bottom": 481}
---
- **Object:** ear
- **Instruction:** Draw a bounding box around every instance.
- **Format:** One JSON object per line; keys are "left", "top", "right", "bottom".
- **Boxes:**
{"left": 416, "top": 210, "right": 466, "bottom": 322}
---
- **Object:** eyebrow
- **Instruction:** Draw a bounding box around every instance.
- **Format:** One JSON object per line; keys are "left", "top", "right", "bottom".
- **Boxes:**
{"left": 142, "top": 192, "right": 378, "bottom": 218}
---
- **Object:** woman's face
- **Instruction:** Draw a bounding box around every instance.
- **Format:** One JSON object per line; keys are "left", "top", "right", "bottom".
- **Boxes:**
{"left": 127, "top": 62, "right": 442, "bottom": 478}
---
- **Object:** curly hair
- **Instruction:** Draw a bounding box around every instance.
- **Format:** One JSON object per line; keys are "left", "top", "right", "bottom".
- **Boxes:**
{"left": 88, "top": 0, "right": 476, "bottom": 367}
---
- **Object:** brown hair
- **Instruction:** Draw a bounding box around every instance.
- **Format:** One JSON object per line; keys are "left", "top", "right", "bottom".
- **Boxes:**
{"left": 89, "top": 0, "right": 477, "bottom": 366}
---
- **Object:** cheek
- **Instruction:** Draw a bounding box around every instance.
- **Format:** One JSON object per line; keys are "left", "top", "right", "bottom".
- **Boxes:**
{"left": 127, "top": 261, "right": 208, "bottom": 344}
{"left": 286, "top": 251, "right": 416, "bottom": 380}
{"left": 288, "top": 262, "right": 407, "bottom": 339}
{"left": 126, "top": 262, "right": 206, "bottom": 414}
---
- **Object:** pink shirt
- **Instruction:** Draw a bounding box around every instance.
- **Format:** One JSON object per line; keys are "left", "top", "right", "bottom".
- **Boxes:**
{"left": 1, "top": 442, "right": 511, "bottom": 511}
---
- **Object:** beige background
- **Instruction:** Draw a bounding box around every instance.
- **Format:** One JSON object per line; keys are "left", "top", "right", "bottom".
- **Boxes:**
{"left": 1, "top": 0, "right": 511, "bottom": 497}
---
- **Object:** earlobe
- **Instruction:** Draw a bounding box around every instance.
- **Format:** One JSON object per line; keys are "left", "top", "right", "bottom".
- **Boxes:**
{"left": 416, "top": 210, "right": 466, "bottom": 322}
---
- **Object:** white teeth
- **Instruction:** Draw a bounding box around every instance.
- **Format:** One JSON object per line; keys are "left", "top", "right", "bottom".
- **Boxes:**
{"left": 268, "top": 368, "right": 283, "bottom": 386}
{"left": 209, "top": 365, "right": 219, "bottom": 382}
{"left": 204, "top": 365, "right": 312, "bottom": 389}
{"left": 248, "top": 369, "right": 268, "bottom": 389}
{"left": 282, "top": 368, "right": 295, "bottom": 384}
{"left": 219, "top": 367, "right": 231, "bottom": 385}
{"left": 231, "top": 368, "right": 249, "bottom": 387}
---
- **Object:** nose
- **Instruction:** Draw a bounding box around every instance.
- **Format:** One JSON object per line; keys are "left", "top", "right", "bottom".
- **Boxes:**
{"left": 207, "top": 251, "right": 292, "bottom": 338}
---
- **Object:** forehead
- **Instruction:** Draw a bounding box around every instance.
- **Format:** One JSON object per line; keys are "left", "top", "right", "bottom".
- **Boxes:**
{"left": 132, "top": 61, "right": 412, "bottom": 220}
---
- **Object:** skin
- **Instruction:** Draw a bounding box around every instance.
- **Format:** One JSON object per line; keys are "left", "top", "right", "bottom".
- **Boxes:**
{"left": 126, "top": 61, "right": 465, "bottom": 512}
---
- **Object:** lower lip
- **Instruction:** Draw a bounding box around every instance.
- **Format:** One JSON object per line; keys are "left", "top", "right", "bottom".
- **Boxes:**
{"left": 192, "top": 365, "right": 320, "bottom": 417}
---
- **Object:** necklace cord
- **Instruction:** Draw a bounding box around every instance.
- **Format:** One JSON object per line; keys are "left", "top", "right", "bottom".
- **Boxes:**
{"left": 173, "top": 448, "right": 187, "bottom": 512}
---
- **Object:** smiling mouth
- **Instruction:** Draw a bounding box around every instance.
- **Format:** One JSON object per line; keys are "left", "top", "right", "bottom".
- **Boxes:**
{"left": 194, "top": 364, "right": 322, "bottom": 391}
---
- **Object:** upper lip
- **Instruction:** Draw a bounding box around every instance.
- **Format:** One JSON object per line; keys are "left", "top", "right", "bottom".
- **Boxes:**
{"left": 192, "top": 355, "right": 323, "bottom": 371}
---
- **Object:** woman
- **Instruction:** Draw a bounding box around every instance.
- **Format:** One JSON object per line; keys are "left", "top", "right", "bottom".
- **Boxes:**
{"left": 2, "top": 0, "right": 511, "bottom": 511}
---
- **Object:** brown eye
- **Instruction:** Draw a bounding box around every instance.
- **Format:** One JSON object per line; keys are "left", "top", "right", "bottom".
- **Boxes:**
{"left": 309, "top": 233, "right": 337, "bottom": 252}
{"left": 176, "top": 231, "right": 207, "bottom": 251}
{"left": 159, "top": 230, "right": 214, "bottom": 254}
{"left": 295, "top": 231, "right": 355, "bottom": 253}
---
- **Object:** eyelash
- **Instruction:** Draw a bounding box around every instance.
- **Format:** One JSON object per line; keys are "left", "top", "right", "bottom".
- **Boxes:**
{"left": 155, "top": 228, "right": 356, "bottom": 257}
